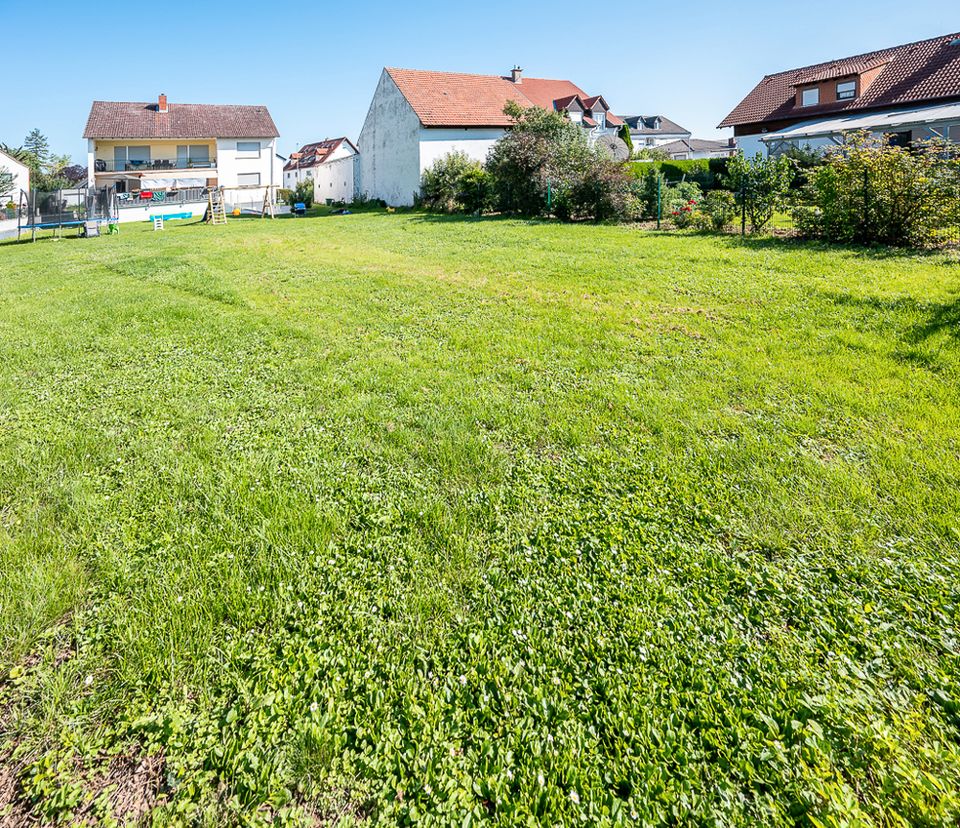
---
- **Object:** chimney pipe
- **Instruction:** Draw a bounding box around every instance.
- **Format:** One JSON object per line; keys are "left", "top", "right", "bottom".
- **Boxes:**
{"left": 158, "top": 93, "right": 168, "bottom": 114}
{"left": 510, "top": 66, "right": 523, "bottom": 84}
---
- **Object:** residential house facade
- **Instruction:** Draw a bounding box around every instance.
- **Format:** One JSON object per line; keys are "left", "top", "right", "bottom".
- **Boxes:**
{"left": 621, "top": 115, "right": 690, "bottom": 149}
{"left": 358, "top": 67, "right": 625, "bottom": 206}
{"left": 283, "top": 138, "right": 359, "bottom": 203}
{"left": 720, "top": 32, "right": 960, "bottom": 156}
{"left": 0, "top": 147, "right": 30, "bottom": 201}
{"left": 83, "top": 94, "right": 280, "bottom": 221}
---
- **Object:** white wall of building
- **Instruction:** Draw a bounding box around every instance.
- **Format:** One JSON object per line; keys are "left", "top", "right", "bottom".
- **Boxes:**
{"left": 418, "top": 127, "right": 506, "bottom": 171}
{"left": 314, "top": 154, "right": 358, "bottom": 204}
{"left": 734, "top": 133, "right": 767, "bottom": 158}
{"left": 114, "top": 199, "right": 210, "bottom": 224}
{"left": 216, "top": 137, "right": 278, "bottom": 207}
{"left": 358, "top": 70, "right": 423, "bottom": 206}
{"left": 0, "top": 148, "right": 30, "bottom": 199}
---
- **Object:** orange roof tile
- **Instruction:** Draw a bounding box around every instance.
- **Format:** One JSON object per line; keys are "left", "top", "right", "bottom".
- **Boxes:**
{"left": 385, "top": 67, "right": 623, "bottom": 128}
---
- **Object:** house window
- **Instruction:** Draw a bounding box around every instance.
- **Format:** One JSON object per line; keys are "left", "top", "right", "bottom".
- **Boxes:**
{"left": 114, "top": 145, "right": 151, "bottom": 170}
{"left": 949, "top": 125, "right": 960, "bottom": 142}
{"left": 237, "top": 141, "right": 261, "bottom": 157}
{"left": 177, "top": 145, "right": 210, "bottom": 167}
{"left": 237, "top": 172, "right": 261, "bottom": 186}
{"left": 594, "top": 111, "right": 606, "bottom": 128}
{"left": 801, "top": 87, "right": 820, "bottom": 107}
{"left": 836, "top": 80, "right": 856, "bottom": 100}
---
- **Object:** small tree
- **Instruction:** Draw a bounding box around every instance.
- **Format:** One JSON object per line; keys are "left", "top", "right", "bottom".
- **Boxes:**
{"left": 486, "top": 100, "right": 589, "bottom": 217}
{"left": 23, "top": 128, "right": 49, "bottom": 167}
{"left": 288, "top": 178, "right": 314, "bottom": 208}
{"left": 726, "top": 151, "right": 792, "bottom": 232}
{"left": 62, "top": 164, "right": 88, "bottom": 185}
{"left": 617, "top": 123, "right": 634, "bottom": 157}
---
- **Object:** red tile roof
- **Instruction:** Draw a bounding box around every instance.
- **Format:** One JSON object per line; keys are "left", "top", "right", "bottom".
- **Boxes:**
{"left": 719, "top": 32, "right": 960, "bottom": 128}
{"left": 386, "top": 69, "right": 530, "bottom": 127}
{"left": 385, "top": 68, "right": 622, "bottom": 128}
{"left": 83, "top": 100, "right": 279, "bottom": 139}
{"left": 282, "top": 137, "right": 357, "bottom": 172}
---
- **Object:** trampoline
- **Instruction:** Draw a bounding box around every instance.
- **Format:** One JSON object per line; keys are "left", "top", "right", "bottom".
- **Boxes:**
{"left": 17, "top": 186, "right": 119, "bottom": 241}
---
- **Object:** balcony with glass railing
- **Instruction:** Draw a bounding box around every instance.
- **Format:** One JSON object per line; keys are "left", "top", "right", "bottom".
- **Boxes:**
{"left": 93, "top": 157, "right": 217, "bottom": 173}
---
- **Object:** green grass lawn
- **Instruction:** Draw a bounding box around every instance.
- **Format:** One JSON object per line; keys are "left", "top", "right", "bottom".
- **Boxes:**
{"left": 1, "top": 214, "right": 959, "bottom": 826}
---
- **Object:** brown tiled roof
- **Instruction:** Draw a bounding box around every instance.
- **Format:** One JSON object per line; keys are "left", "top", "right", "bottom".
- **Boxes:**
{"left": 83, "top": 100, "right": 279, "bottom": 139}
{"left": 719, "top": 32, "right": 960, "bottom": 128}
{"left": 794, "top": 55, "right": 890, "bottom": 85}
{"left": 282, "top": 137, "right": 357, "bottom": 172}
{"left": 385, "top": 67, "right": 623, "bottom": 127}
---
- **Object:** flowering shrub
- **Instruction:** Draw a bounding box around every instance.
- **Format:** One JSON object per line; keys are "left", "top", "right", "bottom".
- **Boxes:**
{"left": 671, "top": 199, "right": 699, "bottom": 229}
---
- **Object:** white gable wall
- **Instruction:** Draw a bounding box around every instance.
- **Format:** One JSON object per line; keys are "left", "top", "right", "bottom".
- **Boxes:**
{"left": 419, "top": 127, "right": 506, "bottom": 174}
{"left": 358, "top": 70, "right": 421, "bottom": 206}
{"left": 314, "top": 154, "right": 358, "bottom": 204}
{"left": 217, "top": 138, "right": 278, "bottom": 205}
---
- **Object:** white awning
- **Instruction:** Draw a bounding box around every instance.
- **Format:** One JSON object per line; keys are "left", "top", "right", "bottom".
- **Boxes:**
{"left": 139, "top": 177, "right": 208, "bottom": 189}
{"left": 762, "top": 101, "right": 960, "bottom": 142}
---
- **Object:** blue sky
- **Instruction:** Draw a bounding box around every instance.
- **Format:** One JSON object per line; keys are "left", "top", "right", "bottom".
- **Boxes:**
{"left": 2, "top": 1, "right": 956, "bottom": 163}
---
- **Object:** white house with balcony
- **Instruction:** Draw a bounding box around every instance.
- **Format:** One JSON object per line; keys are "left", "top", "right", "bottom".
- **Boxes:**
{"left": 83, "top": 94, "right": 279, "bottom": 221}
{"left": 358, "top": 66, "right": 627, "bottom": 206}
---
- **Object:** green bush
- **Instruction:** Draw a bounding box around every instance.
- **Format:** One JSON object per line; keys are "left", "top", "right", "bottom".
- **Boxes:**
{"left": 287, "top": 180, "right": 314, "bottom": 208}
{"left": 421, "top": 152, "right": 489, "bottom": 214}
{"left": 794, "top": 133, "right": 960, "bottom": 247}
{"left": 727, "top": 152, "right": 792, "bottom": 232}
{"left": 486, "top": 101, "right": 633, "bottom": 221}
{"left": 702, "top": 190, "right": 737, "bottom": 230}
{"left": 626, "top": 158, "right": 728, "bottom": 190}
{"left": 663, "top": 181, "right": 702, "bottom": 228}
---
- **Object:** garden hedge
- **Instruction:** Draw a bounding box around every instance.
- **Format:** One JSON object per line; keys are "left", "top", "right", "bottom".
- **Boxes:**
{"left": 626, "top": 158, "right": 729, "bottom": 190}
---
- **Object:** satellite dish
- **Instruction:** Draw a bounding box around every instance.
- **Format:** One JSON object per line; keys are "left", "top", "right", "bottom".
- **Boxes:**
{"left": 596, "top": 134, "right": 630, "bottom": 162}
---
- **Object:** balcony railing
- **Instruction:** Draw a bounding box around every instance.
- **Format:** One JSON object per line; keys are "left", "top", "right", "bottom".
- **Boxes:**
{"left": 116, "top": 187, "right": 209, "bottom": 208}
{"left": 94, "top": 158, "right": 216, "bottom": 173}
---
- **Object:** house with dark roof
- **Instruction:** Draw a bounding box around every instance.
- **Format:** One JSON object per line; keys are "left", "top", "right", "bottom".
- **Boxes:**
{"left": 283, "top": 138, "right": 359, "bottom": 202}
{"left": 621, "top": 116, "right": 690, "bottom": 149}
{"left": 655, "top": 138, "right": 737, "bottom": 161}
{"left": 719, "top": 32, "right": 960, "bottom": 156}
{"left": 84, "top": 93, "right": 280, "bottom": 217}
{"left": 358, "top": 66, "right": 626, "bottom": 205}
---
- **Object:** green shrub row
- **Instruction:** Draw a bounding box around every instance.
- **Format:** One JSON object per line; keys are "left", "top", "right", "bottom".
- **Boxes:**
{"left": 626, "top": 158, "right": 729, "bottom": 189}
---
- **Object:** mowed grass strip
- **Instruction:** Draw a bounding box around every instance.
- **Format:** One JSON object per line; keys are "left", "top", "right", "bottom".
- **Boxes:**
{"left": 0, "top": 214, "right": 959, "bottom": 825}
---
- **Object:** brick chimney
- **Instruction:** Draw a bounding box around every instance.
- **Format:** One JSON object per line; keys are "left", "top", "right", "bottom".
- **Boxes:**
{"left": 510, "top": 66, "right": 523, "bottom": 84}
{"left": 158, "top": 93, "right": 168, "bottom": 114}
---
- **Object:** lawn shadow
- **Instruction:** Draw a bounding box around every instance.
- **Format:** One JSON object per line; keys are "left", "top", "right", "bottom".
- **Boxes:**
{"left": 709, "top": 232, "right": 955, "bottom": 262}
{"left": 818, "top": 289, "right": 960, "bottom": 353}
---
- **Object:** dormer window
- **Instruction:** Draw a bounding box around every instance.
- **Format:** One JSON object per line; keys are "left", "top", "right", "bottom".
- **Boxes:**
{"left": 801, "top": 87, "right": 820, "bottom": 107}
{"left": 836, "top": 80, "right": 856, "bottom": 100}
{"left": 594, "top": 111, "right": 606, "bottom": 128}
